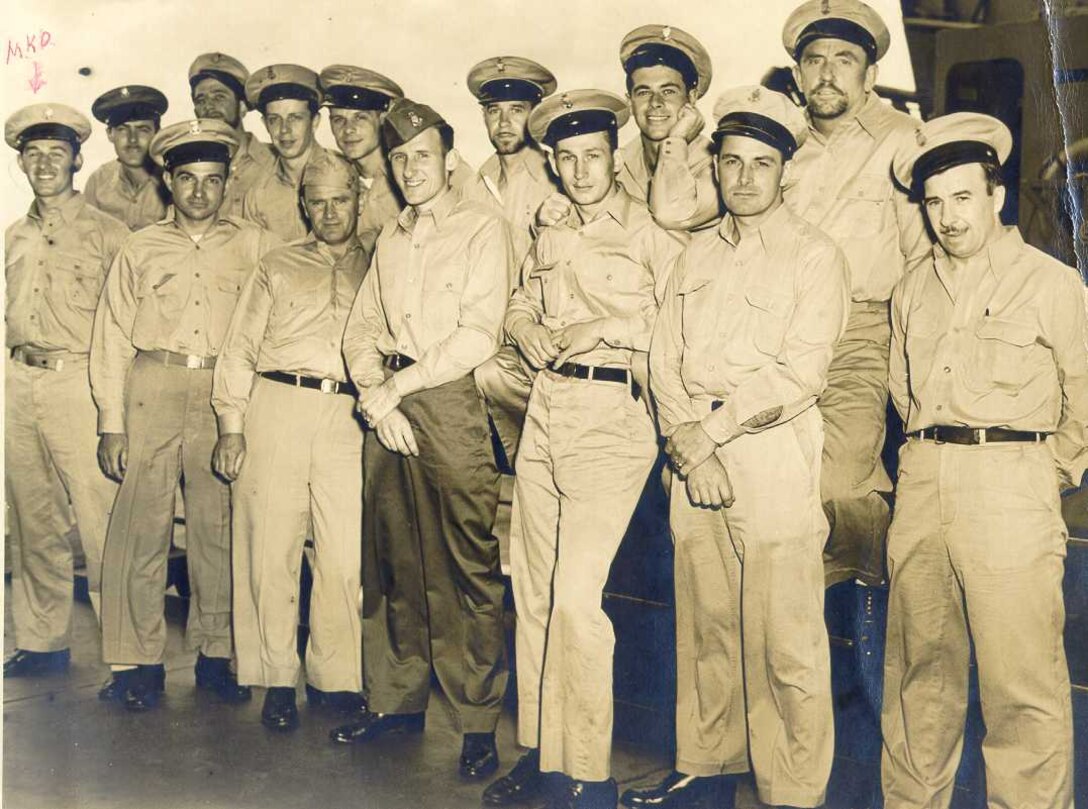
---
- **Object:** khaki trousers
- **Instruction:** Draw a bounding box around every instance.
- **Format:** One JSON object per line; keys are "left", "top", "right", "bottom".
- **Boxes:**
{"left": 511, "top": 372, "right": 658, "bottom": 782}
{"left": 671, "top": 406, "right": 833, "bottom": 808}
{"left": 474, "top": 344, "right": 535, "bottom": 465}
{"left": 361, "top": 375, "right": 505, "bottom": 733}
{"left": 821, "top": 301, "right": 893, "bottom": 586}
{"left": 5, "top": 356, "right": 117, "bottom": 650}
{"left": 881, "top": 440, "right": 1074, "bottom": 809}
{"left": 101, "top": 354, "right": 232, "bottom": 664}
{"left": 231, "top": 377, "right": 363, "bottom": 691}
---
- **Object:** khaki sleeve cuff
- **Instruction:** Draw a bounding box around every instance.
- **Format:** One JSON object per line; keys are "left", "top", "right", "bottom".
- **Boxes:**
{"left": 217, "top": 413, "right": 245, "bottom": 435}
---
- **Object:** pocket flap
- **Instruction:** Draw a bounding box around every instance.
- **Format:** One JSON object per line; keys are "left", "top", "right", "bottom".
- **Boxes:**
{"left": 745, "top": 287, "right": 790, "bottom": 316}
{"left": 976, "top": 318, "right": 1036, "bottom": 347}
{"left": 840, "top": 174, "right": 888, "bottom": 203}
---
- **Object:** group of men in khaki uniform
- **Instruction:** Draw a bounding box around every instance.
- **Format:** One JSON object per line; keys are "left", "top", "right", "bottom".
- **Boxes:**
{"left": 4, "top": 0, "right": 1083, "bottom": 807}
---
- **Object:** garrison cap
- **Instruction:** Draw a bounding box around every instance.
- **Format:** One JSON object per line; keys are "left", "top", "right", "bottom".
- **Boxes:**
{"left": 466, "top": 56, "right": 557, "bottom": 105}
{"left": 149, "top": 119, "right": 239, "bottom": 171}
{"left": 189, "top": 52, "right": 250, "bottom": 103}
{"left": 893, "top": 112, "right": 1012, "bottom": 191}
{"left": 620, "top": 24, "right": 712, "bottom": 100}
{"left": 245, "top": 64, "right": 321, "bottom": 113}
{"left": 528, "top": 89, "right": 630, "bottom": 149}
{"left": 319, "top": 65, "right": 404, "bottom": 112}
{"left": 381, "top": 98, "right": 452, "bottom": 151}
{"left": 91, "top": 85, "right": 168, "bottom": 127}
{"left": 782, "top": 0, "right": 891, "bottom": 63}
{"left": 711, "top": 85, "right": 808, "bottom": 159}
{"left": 5, "top": 103, "right": 91, "bottom": 151}
{"left": 301, "top": 149, "right": 359, "bottom": 190}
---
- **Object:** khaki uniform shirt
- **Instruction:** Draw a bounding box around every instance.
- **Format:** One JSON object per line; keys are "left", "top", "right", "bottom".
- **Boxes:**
{"left": 90, "top": 211, "right": 280, "bottom": 432}
{"left": 355, "top": 167, "right": 403, "bottom": 256}
{"left": 83, "top": 161, "right": 169, "bottom": 231}
{"left": 241, "top": 143, "right": 334, "bottom": 241}
{"left": 617, "top": 134, "right": 721, "bottom": 231}
{"left": 342, "top": 188, "right": 513, "bottom": 396}
{"left": 222, "top": 131, "right": 276, "bottom": 218}
{"left": 786, "top": 93, "right": 929, "bottom": 303}
{"left": 650, "top": 203, "right": 849, "bottom": 443}
{"left": 5, "top": 192, "right": 129, "bottom": 353}
{"left": 890, "top": 226, "right": 1088, "bottom": 489}
{"left": 212, "top": 236, "right": 368, "bottom": 433}
{"left": 506, "top": 187, "right": 684, "bottom": 369}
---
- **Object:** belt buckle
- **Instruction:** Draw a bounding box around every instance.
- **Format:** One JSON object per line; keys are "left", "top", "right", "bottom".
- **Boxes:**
{"left": 53, "top": 358, "right": 64, "bottom": 372}
{"left": 975, "top": 428, "right": 987, "bottom": 446}
{"left": 320, "top": 378, "right": 337, "bottom": 394}
{"left": 185, "top": 354, "right": 202, "bottom": 370}
{"left": 930, "top": 428, "right": 944, "bottom": 444}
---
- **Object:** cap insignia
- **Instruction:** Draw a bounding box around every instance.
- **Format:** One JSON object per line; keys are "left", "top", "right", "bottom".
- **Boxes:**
{"left": 749, "top": 88, "right": 762, "bottom": 103}
{"left": 44, "top": 107, "right": 55, "bottom": 119}
{"left": 408, "top": 111, "right": 422, "bottom": 128}
{"left": 820, "top": 0, "right": 831, "bottom": 13}
{"left": 212, "top": 53, "right": 222, "bottom": 63}
{"left": 496, "top": 58, "right": 506, "bottom": 73}
{"left": 266, "top": 67, "right": 276, "bottom": 81}
{"left": 915, "top": 129, "right": 926, "bottom": 146}
{"left": 561, "top": 93, "right": 573, "bottom": 110}
{"left": 120, "top": 87, "right": 130, "bottom": 97}
{"left": 661, "top": 26, "right": 672, "bottom": 40}
{"left": 189, "top": 120, "right": 203, "bottom": 135}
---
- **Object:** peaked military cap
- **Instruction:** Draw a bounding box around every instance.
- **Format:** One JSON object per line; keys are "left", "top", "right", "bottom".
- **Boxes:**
{"left": 319, "top": 65, "right": 403, "bottom": 112}
{"left": 527, "top": 89, "right": 630, "bottom": 149}
{"left": 711, "top": 85, "right": 809, "bottom": 159}
{"left": 782, "top": 0, "right": 891, "bottom": 63}
{"left": 245, "top": 64, "right": 321, "bottom": 113}
{"left": 380, "top": 98, "right": 452, "bottom": 151}
{"left": 893, "top": 112, "right": 1012, "bottom": 190}
{"left": 91, "top": 85, "right": 168, "bottom": 127}
{"left": 466, "top": 56, "right": 557, "bottom": 105}
{"left": 149, "top": 119, "right": 239, "bottom": 171}
{"left": 189, "top": 52, "right": 250, "bottom": 103}
{"left": 5, "top": 103, "right": 91, "bottom": 151}
{"left": 620, "top": 24, "right": 713, "bottom": 100}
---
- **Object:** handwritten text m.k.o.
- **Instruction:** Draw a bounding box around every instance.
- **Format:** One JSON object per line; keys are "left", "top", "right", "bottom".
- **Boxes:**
{"left": 6, "top": 31, "right": 53, "bottom": 65}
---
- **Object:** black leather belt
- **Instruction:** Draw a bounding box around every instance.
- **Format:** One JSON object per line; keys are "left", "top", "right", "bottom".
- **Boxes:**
{"left": 910, "top": 426, "right": 1047, "bottom": 445}
{"left": 383, "top": 353, "right": 416, "bottom": 371}
{"left": 259, "top": 370, "right": 357, "bottom": 397}
{"left": 551, "top": 362, "right": 641, "bottom": 400}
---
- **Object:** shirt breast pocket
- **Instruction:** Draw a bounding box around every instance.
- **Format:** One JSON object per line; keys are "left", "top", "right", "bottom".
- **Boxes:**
{"left": 52, "top": 258, "right": 104, "bottom": 312}
{"left": 837, "top": 174, "right": 888, "bottom": 237}
{"left": 973, "top": 318, "right": 1038, "bottom": 391}
{"left": 746, "top": 287, "right": 792, "bottom": 356}
{"left": 215, "top": 270, "right": 247, "bottom": 301}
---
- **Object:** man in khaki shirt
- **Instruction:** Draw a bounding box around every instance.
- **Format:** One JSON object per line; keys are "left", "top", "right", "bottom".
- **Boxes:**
{"left": 640, "top": 87, "right": 848, "bottom": 809}
{"left": 212, "top": 152, "right": 366, "bottom": 733}
{"left": 92, "top": 119, "right": 280, "bottom": 711}
{"left": 241, "top": 64, "right": 334, "bottom": 241}
{"left": 483, "top": 90, "right": 684, "bottom": 809}
{"left": 332, "top": 100, "right": 512, "bottom": 782}
{"left": 189, "top": 52, "right": 276, "bottom": 217}
{"left": 84, "top": 85, "right": 170, "bottom": 231}
{"left": 881, "top": 113, "right": 1085, "bottom": 809}
{"left": 318, "top": 64, "right": 404, "bottom": 254}
{"left": 3, "top": 104, "right": 128, "bottom": 679}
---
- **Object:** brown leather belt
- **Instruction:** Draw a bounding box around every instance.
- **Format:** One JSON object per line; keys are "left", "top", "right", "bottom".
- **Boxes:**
{"left": 382, "top": 353, "right": 416, "bottom": 371}
{"left": 138, "top": 349, "right": 216, "bottom": 370}
{"left": 259, "top": 370, "right": 357, "bottom": 397}
{"left": 10, "top": 346, "right": 88, "bottom": 371}
{"left": 909, "top": 426, "right": 1047, "bottom": 445}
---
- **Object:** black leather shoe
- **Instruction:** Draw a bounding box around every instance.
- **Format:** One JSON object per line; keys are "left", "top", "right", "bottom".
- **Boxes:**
{"left": 460, "top": 732, "right": 499, "bottom": 780}
{"left": 482, "top": 748, "right": 545, "bottom": 806}
{"left": 548, "top": 778, "right": 618, "bottom": 809}
{"left": 328, "top": 708, "right": 425, "bottom": 744}
{"left": 305, "top": 683, "right": 366, "bottom": 715}
{"left": 194, "top": 653, "right": 252, "bottom": 704}
{"left": 620, "top": 772, "right": 737, "bottom": 809}
{"left": 99, "top": 667, "right": 164, "bottom": 702}
{"left": 261, "top": 687, "right": 299, "bottom": 732}
{"left": 3, "top": 649, "right": 70, "bottom": 678}
{"left": 122, "top": 665, "right": 166, "bottom": 712}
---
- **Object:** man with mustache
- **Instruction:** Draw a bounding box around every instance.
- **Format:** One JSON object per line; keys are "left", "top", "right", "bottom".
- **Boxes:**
{"left": 3, "top": 103, "right": 128, "bottom": 679}
{"left": 466, "top": 55, "right": 561, "bottom": 471}
{"left": 85, "top": 85, "right": 170, "bottom": 231}
{"left": 91, "top": 119, "right": 280, "bottom": 711}
{"left": 882, "top": 113, "right": 1085, "bottom": 809}
{"left": 189, "top": 52, "right": 276, "bottom": 217}
{"left": 318, "top": 64, "right": 404, "bottom": 254}
{"left": 212, "top": 151, "right": 367, "bottom": 733}
{"left": 242, "top": 64, "right": 333, "bottom": 241}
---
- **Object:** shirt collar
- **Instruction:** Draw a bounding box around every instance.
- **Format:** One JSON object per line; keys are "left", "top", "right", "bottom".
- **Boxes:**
{"left": 159, "top": 204, "right": 238, "bottom": 231}
{"left": 28, "top": 191, "right": 87, "bottom": 225}
{"left": 717, "top": 200, "right": 792, "bottom": 251}
{"left": 485, "top": 146, "right": 549, "bottom": 183}
{"left": 932, "top": 225, "right": 1025, "bottom": 280}
{"left": 305, "top": 232, "right": 367, "bottom": 265}
{"left": 807, "top": 91, "right": 886, "bottom": 142}
{"left": 571, "top": 185, "right": 633, "bottom": 229}
{"left": 274, "top": 142, "right": 317, "bottom": 184}
{"left": 396, "top": 185, "right": 458, "bottom": 233}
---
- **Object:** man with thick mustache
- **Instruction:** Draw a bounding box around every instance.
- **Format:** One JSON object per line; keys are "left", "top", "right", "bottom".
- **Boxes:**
{"left": 189, "top": 52, "right": 275, "bottom": 217}
{"left": 882, "top": 113, "right": 1085, "bottom": 809}
{"left": 85, "top": 85, "right": 170, "bottom": 231}
{"left": 3, "top": 103, "right": 128, "bottom": 679}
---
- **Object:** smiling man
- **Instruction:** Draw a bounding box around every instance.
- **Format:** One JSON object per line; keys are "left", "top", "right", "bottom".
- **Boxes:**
{"left": 3, "top": 103, "right": 128, "bottom": 680}
{"left": 881, "top": 113, "right": 1085, "bottom": 809}
{"left": 189, "top": 52, "right": 276, "bottom": 217}
{"left": 640, "top": 86, "right": 848, "bottom": 809}
{"left": 91, "top": 119, "right": 280, "bottom": 712}
{"left": 85, "top": 85, "right": 170, "bottom": 231}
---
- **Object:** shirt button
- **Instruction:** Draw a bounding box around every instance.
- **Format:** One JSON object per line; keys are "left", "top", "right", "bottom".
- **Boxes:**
{"left": 194, "top": 329, "right": 200, "bottom": 334}
{"left": 568, "top": 294, "right": 574, "bottom": 300}
{"left": 936, "top": 404, "right": 943, "bottom": 411}
{"left": 33, "top": 287, "right": 39, "bottom": 293}
{"left": 606, "top": 274, "right": 613, "bottom": 281}
{"left": 195, "top": 301, "right": 200, "bottom": 306}
{"left": 405, "top": 313, "right": 411, "bottom": 319}
{"left": 943, "top": 366, "right": 951, "bottom": 373}
{"left": 195, "top": 272, "right": 201, "bottom": 278}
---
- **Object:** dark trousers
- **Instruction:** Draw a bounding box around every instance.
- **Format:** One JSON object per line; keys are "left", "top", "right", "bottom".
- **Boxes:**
{"left": 361, "top": 374, "right": 506, "bottom": 733}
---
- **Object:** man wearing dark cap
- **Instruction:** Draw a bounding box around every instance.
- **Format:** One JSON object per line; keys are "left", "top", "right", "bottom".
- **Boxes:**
{"left": 636, "top": 86, "right": 848, "bottom": 809}
{"left": 212, "top": 151, "right": 367, "bottom": 733}
{"left": 483, "top": 89, "right": 684, "bottom": 809}
{"left": 881, "top": 113, "right": 1084, "bottom": 809}
{"left": 319, "top": 64, "right": 404, "bottom": 254}
{"left": 92, "top": 119, "right": 281, "bottom": 711}
{"left": 467, "top": 55, "right": 562, "bottom": 473}
{"left": 333, "top": 99, "right": 513, "bottom": 782}
{"left": 241, "top": 64, "right": 333, "bottom": 241}
{"left": 189, "top": 52, "right": 276, "bottom": 217}
{"left": 3, "top": 103, "right": 128, "bottom": 679}
{"left": 85, "top": 85, "right": 170, "bottom": 231}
